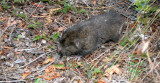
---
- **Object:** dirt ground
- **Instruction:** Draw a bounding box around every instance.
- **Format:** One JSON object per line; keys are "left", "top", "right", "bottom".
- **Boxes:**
{"left": 0, "top": 0, "right": 159, "bottom": 83}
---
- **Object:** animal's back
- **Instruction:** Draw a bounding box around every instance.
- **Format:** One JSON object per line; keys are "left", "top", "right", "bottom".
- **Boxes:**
{"left": 78, "top": 10, "right": 123, "bottom": 44}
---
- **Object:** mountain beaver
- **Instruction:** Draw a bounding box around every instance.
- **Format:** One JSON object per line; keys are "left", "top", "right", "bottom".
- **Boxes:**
{"left": 58, "top": 10, "right": 123, "bottom": 56}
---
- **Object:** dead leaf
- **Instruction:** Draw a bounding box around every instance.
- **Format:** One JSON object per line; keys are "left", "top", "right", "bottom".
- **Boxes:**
{"left": 141, "top": 41, "right": 150, "bottom": 53}
{"left": 0, "top": 51, "right": 2, "bottom": 55}
{"left": 93, "top": 0, "right": 96, "bottom": 5}
{"left": 39, "top": 64, "right": 62, "bottom": 80}
{"left": 36, "top": 75, "right": 43, "bottom": 78}
{"left": 97, "top": 78, "right": 106, "bottom": 83}
{"left": 136, "top": 40, "right": 150, "bottom": 56}
{"left": 146, "top": 51, "right": 154, "bottom": 69}
{"left": 32, "top": 3, "right": 43, "bottom": 8}
{"left": 23, "top": 25, "right": 27, "bottom": 29}
{"left": 76, "top": 62, "right": 84, "bottom": 67}
{"left": 0, "top": 6, "right": 3, "bottom": 12}
{"left": 133, "top": 59, "right": 139, "bottom": 63}
{"left": 58, "top": 27, "right": 65, "bottom": 32}
{"left": 52, "top": 24, "right": 59, "bottom": 31}
{"left": 102, "top": 57, "right": 110, "bottom": 62}
{"left": 45, "top": 65, "right": 56, "bottom": 73}
{"left": 22, "top": 68, "right": 31, "bottom": 79}
{"left": 2, "top": 49, "right": 9, "bottom": 54}
{"left": 7, "top": 20, "right": 21, "bottom": 27}
{"left": 129, "top": 23, "right": 135, "bottom": 28}
{"left": 2, "top": 46, "right": 13, "bottom": 54}
{"left": 15, "top": 51, "right": 22, "bottom": 55}
{"left": 68, "top": 14, "right": 72, "bottom": 24}
{"left": 3, "top": 46, "right": 13, "bottom": 49}
{"left": 42, "top": 58, "right": 54, "bottom": 65}
{"left": 16, "top": 22, "right": 23, "bottom": 28}
{"left": 1, "top": 18, "right": 7, "bottom": 22}
{"left": 46, "top": 15, "right": 52, "bottom": 24}
{"left": 44, "top": 8, "right": 62, "bottom": 25}
{"left": 105, "top": 64, "right": 122, "bottom": 80}
{"left": 49, "top": 8, "right": 62, "bottom": 15}
{"left": 43, "top": 72, "right": 61, "bottom": 80}
{"left": 136, "top": 48, "right": 142, "bottom": 56}
{"left": 73, "top": 80, "right": 83, "bottom": 83}
{"left": 54, "top": 64, "right": 65, "bottom": 70}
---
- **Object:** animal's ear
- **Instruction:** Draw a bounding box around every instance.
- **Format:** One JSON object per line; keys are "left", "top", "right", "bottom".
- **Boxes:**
{"left": 74, "top": 39, "right": 81, "bottom": 49}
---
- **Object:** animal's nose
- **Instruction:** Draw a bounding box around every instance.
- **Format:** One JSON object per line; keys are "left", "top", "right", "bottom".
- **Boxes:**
{"left": 57, "top": 48, "right": 60, "bottom": 53}
{"left": 57, "top": 49, "right": 63, "bottom": 57}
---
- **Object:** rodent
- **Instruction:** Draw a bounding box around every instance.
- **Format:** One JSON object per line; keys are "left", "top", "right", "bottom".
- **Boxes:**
{"left": 58, "top": 10, "right": 123, "bottom": 56}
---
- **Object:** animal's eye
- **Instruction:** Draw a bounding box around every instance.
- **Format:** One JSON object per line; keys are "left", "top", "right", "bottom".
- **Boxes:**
{"left": 66, "top": 45, "right": 75, "bottom": 50}
{"left": 66, "top": 45, "right": 70, "bottom": 48}
{"left": 60, "top": 39, "right": 65, "bottom": 43}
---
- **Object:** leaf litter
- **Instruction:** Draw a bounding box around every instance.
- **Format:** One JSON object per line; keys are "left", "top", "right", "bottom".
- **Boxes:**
{"left": 0, "top": 0, "right": 159, "bottom": 83}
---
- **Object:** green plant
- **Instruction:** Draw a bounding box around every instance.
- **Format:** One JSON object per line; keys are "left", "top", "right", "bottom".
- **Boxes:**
{"left": 19, "top": 13, "right": 28, "bottom": 21}
{"left": 14, "top": 0, "right": 30, "bottom": 4}
{"left": 15, "top": 13, "right": 28, "bottom": 21}
{"left": 52, "top": 32, "right": 59, "bottom": 42}
{"left": 107, "top": 0, "right": 159, "bottom": 81}
{"left": 121, "top": 38, "right": 134, "bottom": 46}
{"left": 54, "top": 64, "right": 65, "bottom": 68}
{"left": 83, "top": 63, "right": 97, "bottom": 79}
{"left": 17, "top": 34, "right": 22, "bottom": 40}
{"left": 50, "top": 46, "right": 55, "bottom": 50}
{"left": 0, "top": 0, "right": 11, "bottom": 9}
{"left": 78, "top": 9, "right": 86, "bottom": 13}
{"left": 133, "top": 0, "right": 158, "bottom": 24}
{"left": 58, "top": 1, "right": 72, "bottom": 13}
{"left": 55, "top": 1, "right": 86, "bottom": 14}
{"left": 120, "top": 0, "right": 159, "bottom": 56}
{"left": 28, "top": 24, "right": 39, "bottom": 29}
{"left": 41, "top": 0, "right": 54, "bottom": 5}
{"left": 33, "top": 34, "right": 47, "bottom": 41}
{"left": 67, "top": 62, "right": 72, "bottom": 67}
{"left": 11, "top": 9, "right": 29, "bottom": 21}
{"left": 73, "top": 63, "right": 79, "bottom": 68}
{"left": 127, "top": 60, "right": 144, "bottom": 80}
{"left": 14, "top": 0, "right": 24, "bottom": 3}
{"left": 12, "top": 8, "right": 21, "bottom": 16}
{"left": 134, "top": 0, "right": 157, "bottom": 13}
{"left": 1, "top": 4, "right": 11, "bottom": 9}
{"left": 86, "top": 64, "right": 94, "bottom": 79}
{"left": 35, "top": 78, "right": 45, "bottom": 83}
{"left": 94, "top": 68, "right": 102, "bottom": 75}
{"left": 33, "top": 35, "right": 41, "bottom": 41}
{"left": 28, "top": 21, "right": 43, "bottom": 29}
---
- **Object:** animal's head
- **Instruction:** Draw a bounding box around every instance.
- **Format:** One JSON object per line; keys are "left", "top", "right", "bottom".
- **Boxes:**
{"left": 58, "top": 28, "right": 81, "bottom": 56}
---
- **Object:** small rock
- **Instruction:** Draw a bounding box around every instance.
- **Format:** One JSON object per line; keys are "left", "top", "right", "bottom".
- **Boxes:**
{"left": 21, "top": 32, "right": 26, "bottom": 38}
{"left": 41, "top": 39, "right": 46, "bottom": 44}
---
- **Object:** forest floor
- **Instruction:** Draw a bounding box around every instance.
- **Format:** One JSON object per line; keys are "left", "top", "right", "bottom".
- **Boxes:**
{"left": 0, "top": 0, "right": 159, "bottom": 83}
